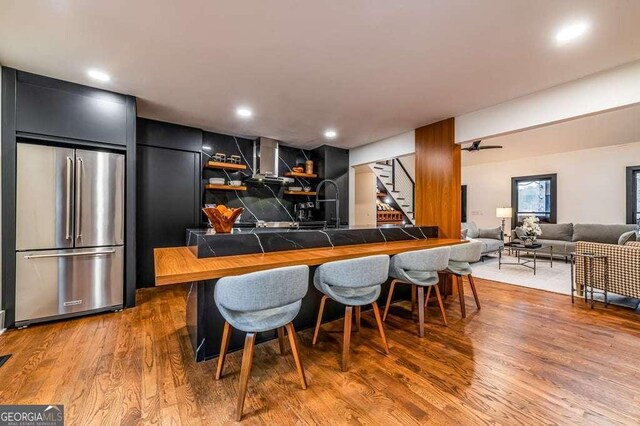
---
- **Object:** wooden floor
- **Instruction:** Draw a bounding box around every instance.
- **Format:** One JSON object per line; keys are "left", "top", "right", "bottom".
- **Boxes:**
{"left": 1, "top": 279, "right": 639, "bottom": 425}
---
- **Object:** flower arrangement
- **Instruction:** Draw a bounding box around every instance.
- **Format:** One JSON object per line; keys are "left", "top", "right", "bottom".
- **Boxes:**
{"left": 521, "top": 215, "right": 542, "bottom": 237}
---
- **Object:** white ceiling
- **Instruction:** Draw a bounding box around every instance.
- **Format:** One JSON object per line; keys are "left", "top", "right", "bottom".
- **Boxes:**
{"left": 462, "top": 103, "right": 640, "bottom": 166}
{"left": 1, "top": 1, "right": 640, "bottom": 149}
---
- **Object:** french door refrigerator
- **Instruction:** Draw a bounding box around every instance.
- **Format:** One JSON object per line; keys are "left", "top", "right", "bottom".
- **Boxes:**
{"left": 15, "top": 143, "right": 125, "bottom": 327}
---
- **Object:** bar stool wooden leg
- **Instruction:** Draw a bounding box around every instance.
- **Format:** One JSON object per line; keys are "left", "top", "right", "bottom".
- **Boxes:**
{"left": 342, "top": 306, "right": 353, "bottom": 372}
{"left": 312, "top": 295, "right": 328, "bottom": 345}
{"left": 215, "top": 321, "right": 232, "bottom": 380}
{"left": 383, "top": 279, "right": 397, "bottom": 321}
{"left": 277, "top": 327, "right": 287, "bottom": 355}
{"left": 235, "top": 332, "right": 256, "bottom": 421}
{"left": 411, "top": 284, "right": 417, "bottom": 314}
{"left": 285, "top": 322, "right": 307, "bottom": 390}
{"left": 434, "top": 284, "right": 448, "bottom": 326}
{"left": 457, "top": 275, "right": 466, "bottom": 318}
{"left": 424, "top": 285, "right": 432, "bottom": 307}
{"left": 417, "top": 286, "right": 425, "bottom": 337}
{"left": 371, "top": 302, "right": 390, "bottom": 354}
{"left": 468, "top": 275, "right": 481, "bottom": 310}
{"left": 354, "top": 306, "right": 361, "bottom": 332}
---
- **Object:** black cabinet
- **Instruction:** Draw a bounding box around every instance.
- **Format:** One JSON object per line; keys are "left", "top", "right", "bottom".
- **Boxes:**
{"left": 137, "top": 117, "right": 202, "bottom": 151}
{"left": 15, "top": 71, "right": 129, "bottom": 145}
{"left": 311, "top": 145, "right": 350, "bottom": 225}
{"left": 136, "top": 145, "right": 201, "bottom": 287}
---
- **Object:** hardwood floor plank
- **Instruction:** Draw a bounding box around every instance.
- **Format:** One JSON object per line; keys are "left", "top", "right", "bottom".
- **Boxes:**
{"left": 0, "top": 279, "right": 638, "bottom": 424}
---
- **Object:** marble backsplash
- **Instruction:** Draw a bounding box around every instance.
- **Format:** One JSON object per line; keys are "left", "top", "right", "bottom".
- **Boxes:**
{"left": 202, "top": 132, "right": 315, "bottom": 224}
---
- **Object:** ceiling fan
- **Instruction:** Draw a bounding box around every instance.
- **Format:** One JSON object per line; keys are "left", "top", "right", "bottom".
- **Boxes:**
{"left": 462, "top": 140, "right": 503, "bottom": 152}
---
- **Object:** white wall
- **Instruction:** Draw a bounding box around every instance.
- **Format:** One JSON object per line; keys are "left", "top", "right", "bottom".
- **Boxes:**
{"left": 456, "top": 60, "right": 640, "bottom": 144}
{"left": 397, "top": 154, "right": 415, "bottom": 180}
{"left": 354, "top": 165, "right": 377, "bottom": 226}
{"left": 462, "top": 141, "right": 640, "bottom": 231}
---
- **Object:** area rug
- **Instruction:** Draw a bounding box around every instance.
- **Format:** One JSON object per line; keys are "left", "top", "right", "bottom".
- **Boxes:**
{"left": 471, "top": 253, "right": 640, "bottom": 312}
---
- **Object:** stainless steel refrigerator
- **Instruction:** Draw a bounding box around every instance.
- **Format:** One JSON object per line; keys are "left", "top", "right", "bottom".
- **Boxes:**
{"left": 15, "top": 143, "right": 125, "bottom": 326}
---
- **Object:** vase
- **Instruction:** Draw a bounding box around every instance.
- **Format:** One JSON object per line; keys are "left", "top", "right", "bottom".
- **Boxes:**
{"left": 202, "top": 207, "right": 244, "bottom": 233}
{"left": 523, "top": 236, "right": 537, "bottom": 247}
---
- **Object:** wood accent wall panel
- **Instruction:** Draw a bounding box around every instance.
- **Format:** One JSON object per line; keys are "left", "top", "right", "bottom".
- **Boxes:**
{"left": 415, "top": 118, "right": 461, "bottom": 238}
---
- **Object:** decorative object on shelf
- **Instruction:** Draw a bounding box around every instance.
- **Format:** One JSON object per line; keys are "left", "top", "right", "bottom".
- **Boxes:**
{"left": 305, "top": 160, "right": 314, "bottom": 175}
{"left": 288, "top": 186, "right": 303, "bottom": 192}
{"left": 521, "top": 215, "right": 542, "bottom": 246}
{"left": 292, "top": 166, "right": 304, "bottom": 173}
{"left": 496, "top": 207, "right": 512, "bottom": 233}
{"left": 202, "top": 205, "right": 244, "bottom": 233}
{"left": 303, "top": 185, "right": 311, "bottom": 192}
{"left": 214, "top": 153, "right": 226, "bottom": 162}
{"left": 228, "top": 155, "right": 241, "bottom": 164}
{"left": 209, "top": 177, "right": 226, "bottom": 185}
{"left": 229, "top": 180, "right": 242, "bottom": 187}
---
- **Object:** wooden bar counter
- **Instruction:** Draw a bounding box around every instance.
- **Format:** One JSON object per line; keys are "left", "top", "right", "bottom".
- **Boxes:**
{"left": 154, "top": 236, "right": 466, "bottom": 361}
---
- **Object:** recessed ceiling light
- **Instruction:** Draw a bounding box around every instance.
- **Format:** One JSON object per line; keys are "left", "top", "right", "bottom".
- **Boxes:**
{"left": 555, "top": 21, "right": 590, "bottom": 45}
{"left": 324, "top": 130, "right": 337, "bottom": 139}
{"left": 236, "top": 107, "right": 252, "bottom": 118}
{"left": 87, "top": 69, "right": 110, "bottom": 82}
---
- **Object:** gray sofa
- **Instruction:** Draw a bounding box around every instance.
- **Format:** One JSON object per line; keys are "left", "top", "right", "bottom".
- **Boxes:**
{"left": 511, "top": 223, "right": 637, "bottom": 259}
{"left": 461, "top": 222, "right": 504, "bottom": 257}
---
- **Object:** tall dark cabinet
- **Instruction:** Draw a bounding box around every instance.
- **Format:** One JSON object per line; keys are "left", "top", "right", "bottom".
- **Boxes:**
{"left": 136, "top": 119, "right": 202, "bottom": 288}
{"left": 311, "top": 145, "right": 350, "bottom": 226}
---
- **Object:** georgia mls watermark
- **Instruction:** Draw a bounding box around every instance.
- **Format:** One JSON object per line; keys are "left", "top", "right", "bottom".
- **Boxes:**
{"left": 0, "top": 405, "right": 64, "bottom": 426}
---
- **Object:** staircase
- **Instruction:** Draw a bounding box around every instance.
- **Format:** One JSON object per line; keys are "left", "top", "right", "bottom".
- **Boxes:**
{"left": 369, "top": 159, "right": 415, "bottom": 224}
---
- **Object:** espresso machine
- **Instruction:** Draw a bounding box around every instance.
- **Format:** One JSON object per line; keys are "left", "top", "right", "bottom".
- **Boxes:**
{"left": 294, "top": 202, "right": 315, "bottom": 222}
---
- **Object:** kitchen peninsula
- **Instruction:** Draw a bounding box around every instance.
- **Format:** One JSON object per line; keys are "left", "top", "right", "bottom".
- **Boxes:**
{"left": 154, "top": 225, "right": 466, "bottom": 361}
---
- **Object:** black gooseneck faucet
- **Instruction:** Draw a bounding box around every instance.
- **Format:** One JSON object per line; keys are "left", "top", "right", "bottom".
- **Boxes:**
{"left": 315, "top": 179, "right": 340, "bottom": 228}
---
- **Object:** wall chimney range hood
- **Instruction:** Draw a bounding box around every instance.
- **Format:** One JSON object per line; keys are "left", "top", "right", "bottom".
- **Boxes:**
{"left": 246, "top": 137, "right": 294, "bottom": 184}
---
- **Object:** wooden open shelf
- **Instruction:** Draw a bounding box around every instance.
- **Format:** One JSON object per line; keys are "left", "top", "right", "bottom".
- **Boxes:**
{"left": 205, "top": 184, "right": 247, "bottom": 191}
{"left": 284, "top": 171, "right": 317, "bottom": 178}
{"left": 206, "top": 161, "right": 247, "bottom": 171}
{"left": 284, "top": 191, "right": 317, "bottom": 196}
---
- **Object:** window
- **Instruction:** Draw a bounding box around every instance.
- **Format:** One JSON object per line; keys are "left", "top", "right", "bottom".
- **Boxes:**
{"left": 626, "top": 166, "right": 640, "bottom": 224}
{"left": 511, "top": 174, "right": 557, "bottom": 228}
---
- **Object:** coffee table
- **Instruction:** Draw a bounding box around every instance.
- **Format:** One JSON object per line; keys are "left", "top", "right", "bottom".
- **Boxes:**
{"left": 499, "top": 243, "right": 553, "bottom": 275}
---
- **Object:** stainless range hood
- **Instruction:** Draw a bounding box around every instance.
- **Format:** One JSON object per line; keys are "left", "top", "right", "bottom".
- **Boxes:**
{"left": 246, "top": 137, "right": 294, "bottom": 184}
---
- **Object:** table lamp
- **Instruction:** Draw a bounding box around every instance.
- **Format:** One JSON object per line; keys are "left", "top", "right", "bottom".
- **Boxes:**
{"left": 496, "top": 207, "right": 512, "bottom": 233}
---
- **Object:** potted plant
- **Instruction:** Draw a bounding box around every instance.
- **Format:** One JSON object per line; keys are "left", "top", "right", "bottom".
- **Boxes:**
{"left": 521, "top": 215, "right": 542, "bottom": 246}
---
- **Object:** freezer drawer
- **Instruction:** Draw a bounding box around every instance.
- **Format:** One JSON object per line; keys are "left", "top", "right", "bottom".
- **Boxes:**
{"left": 15, "top": 247, "right": 123, "bottom": 324}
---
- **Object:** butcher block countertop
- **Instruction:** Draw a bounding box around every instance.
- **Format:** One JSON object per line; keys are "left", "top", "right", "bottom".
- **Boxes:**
{"left": 154, "top": 238, "right": 467, "bottom": 285}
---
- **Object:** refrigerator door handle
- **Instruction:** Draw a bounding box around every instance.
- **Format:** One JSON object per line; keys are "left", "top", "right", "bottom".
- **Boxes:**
{"left": 76, "top": 156, "right": 84, "bottom": 239}
{"left": 23, "top": 249, "right": 116, "bottom": 259}
{"left": 66, "top": 156, "right": 73, "bottom": 240}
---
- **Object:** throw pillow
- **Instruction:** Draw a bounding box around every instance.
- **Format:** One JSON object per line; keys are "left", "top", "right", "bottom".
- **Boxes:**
{"left": 514, "top": 227, "right": 526, "bottom": 240}
{"left": 461, "top": 228, "right": 469, "bottom": 239}
{"left": 478, "top": 227, "right": 502, "bottom": 240}
{"left": 618, "top": 230, "right": 637, "bottom": 245}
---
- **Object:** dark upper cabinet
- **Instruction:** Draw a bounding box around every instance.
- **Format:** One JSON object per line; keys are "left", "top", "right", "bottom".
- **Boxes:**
{"left": 137, "top": 117, "right": 202, "bottom": 152}
{"left": 15, "top": 71, "right": 129, "bottom": 145}
{"left": 136, "top": 145, "right": 201, "bottom": 287}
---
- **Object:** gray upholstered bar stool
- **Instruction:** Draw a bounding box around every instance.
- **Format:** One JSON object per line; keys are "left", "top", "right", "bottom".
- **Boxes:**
{"left": 312, "top": 255, "right": 390, "bottom": 372}
{"left": 383, "top": 247, "right": 451, "bottom": 337}
{"left": 444, "top": 240, "right": 483, "bottom": 318}
{"left": 214, "top": 265, "right": 309, "bottom": 421}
